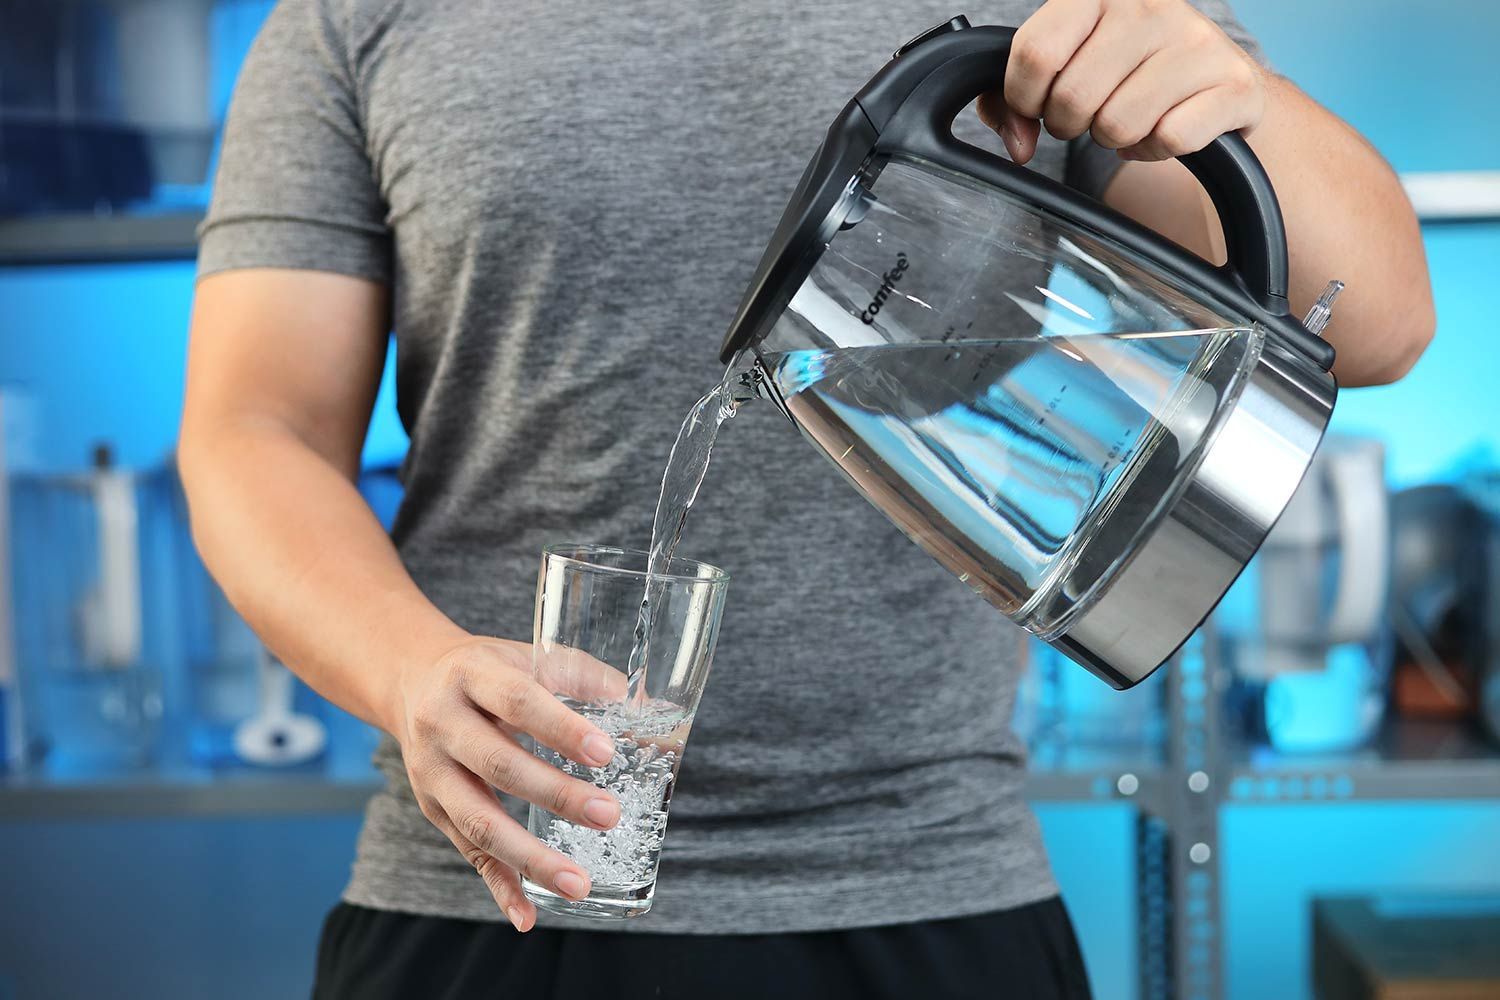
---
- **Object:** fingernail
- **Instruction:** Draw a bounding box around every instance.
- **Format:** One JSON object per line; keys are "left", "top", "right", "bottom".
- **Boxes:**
{"left": 581, "top": 733, "right": 614, "bottom": 765}
{"left": 554, "top": 870, "right": 589, "bottom": 900}
{"left": 506, "top": 906, "right": 528, "bottom": 931}
{"left": 583, "top": 796, "right": 619, "bottom": 828}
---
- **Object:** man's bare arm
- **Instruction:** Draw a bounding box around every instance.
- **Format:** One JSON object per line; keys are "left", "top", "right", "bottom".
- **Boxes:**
{"left": 1103, "top": 74, "right": 1433, "bottom": 386}
{"left": 180, "top": 269, "right": 616, "bottom": 929}
{"left": 978, "top": 0, "right": 1434, "bottom": 387}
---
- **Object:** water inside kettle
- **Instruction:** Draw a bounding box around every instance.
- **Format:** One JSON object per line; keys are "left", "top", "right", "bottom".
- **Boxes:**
{"left": 760, "top": 326, "right": 1251, "bottom": 633}
{"left": 623, "top": 320, "right": 1248, "bottom": 698}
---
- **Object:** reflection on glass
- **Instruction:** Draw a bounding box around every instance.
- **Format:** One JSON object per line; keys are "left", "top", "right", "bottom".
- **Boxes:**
{"left": 760, "top": 157, "right": 1260, "bottom": 639}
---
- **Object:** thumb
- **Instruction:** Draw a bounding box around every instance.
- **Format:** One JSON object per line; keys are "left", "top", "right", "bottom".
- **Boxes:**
{"left": 976, "top": 92, "right": 1041, "bottom": 166}
{"left": 1001, "top": 107, "right": 1042, "bottom": 166}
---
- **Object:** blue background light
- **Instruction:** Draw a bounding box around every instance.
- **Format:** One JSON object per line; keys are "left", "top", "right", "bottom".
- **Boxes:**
{"left": 2, "top": 2, "right": 1499, "bottom": 998}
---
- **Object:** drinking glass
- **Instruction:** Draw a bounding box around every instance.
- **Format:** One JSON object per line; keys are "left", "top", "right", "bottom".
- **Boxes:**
{"left": 521, "top": 544, "right": 729, "bottom": 919}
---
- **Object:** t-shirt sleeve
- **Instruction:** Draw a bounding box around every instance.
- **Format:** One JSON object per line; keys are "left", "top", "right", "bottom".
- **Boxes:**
{"left": 196, "top": 0, "right": 391, "bottom": 283}
{"left": 1064, "top": 0, "right": 1269, "bottom": 201}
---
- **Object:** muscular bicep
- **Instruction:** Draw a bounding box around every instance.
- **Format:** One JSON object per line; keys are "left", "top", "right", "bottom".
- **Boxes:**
{"left": 183, "top": 268, "right": 389, "bottom": 481}
{"left": 1102, "top": 158, "right": 1228, "bottom": 268}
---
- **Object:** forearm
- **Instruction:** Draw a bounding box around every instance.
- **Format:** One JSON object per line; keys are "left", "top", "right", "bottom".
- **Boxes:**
{"left": 1244, "top": 74, "right": 1434, "bottom": 384}
{"left": 179, "top": 419, "right": 469, "bottom": 734}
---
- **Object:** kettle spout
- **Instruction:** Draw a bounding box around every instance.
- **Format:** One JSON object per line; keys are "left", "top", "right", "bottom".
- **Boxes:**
{"left": 728, "top": 354, "right": 796, "bottom": 424}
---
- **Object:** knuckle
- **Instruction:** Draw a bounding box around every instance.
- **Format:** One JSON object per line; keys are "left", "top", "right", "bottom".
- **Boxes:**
{"left": 409, "top": 699, "right": 442, "bottom": 739}
{"left": 445, "top": 653, "right": 474, "bottom": 688}
{"left": 1180, "top": 13, "right": 1215, "bottom": 45}
{"left": 481, "top": 869, "right": 514, "bottom": 906}
{"left": 1155, "top": 126, "right": 1190, "bottom": 155}
{"left": 494, "top": 677, "right": 534, "bottom": 722}
{"left": 516, "top": 847, "right": 552, "bottom": 886}
{"left": 457, "top": 808, "right": 496, "bottom": 850}
{"left": 547, "top": 777, "right": 577, "bottom": 817}
{"left": 461, "top": 844, "right": 489, "bottom": 871}
{"left": 1227, "top": 60, "right": 1258, "bottom": 94}
{"left": 474, "top": 854, "right": 507, "bottom": 886}
{"left": 1046, "top": 119, "right": 1085, "bottom": 141}
{"left": 416, "top": 794, "right": 442, "bottom": 823}
{"left": 1091, "top": 110, "right": 1137, "bottom": 148}
{"left": 1014, "top": 35, "right": 1063, "bottom": 76}
{"left": 1047, "top": 79, "right": 1088, "bottom": 118}
{"left": 478, "top": 744, "right": 524, "bottom": 791}
{"left": 472, "top": 854, "right": 517, "bottom": 901}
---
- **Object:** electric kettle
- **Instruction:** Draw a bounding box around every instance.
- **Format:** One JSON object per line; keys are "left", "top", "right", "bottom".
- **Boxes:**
{"left": 721, "top": 16, "right": 1341, "bottom": 688}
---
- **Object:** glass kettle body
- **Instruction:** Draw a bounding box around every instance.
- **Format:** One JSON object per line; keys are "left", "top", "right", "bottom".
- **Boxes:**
{"left": 721, "top": 18, "right": 1338, "bottom": 688}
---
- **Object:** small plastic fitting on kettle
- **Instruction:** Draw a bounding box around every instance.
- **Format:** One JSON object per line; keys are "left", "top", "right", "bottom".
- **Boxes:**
{"left": 1303, "top": 280, "right": 1345, "bottom": 338}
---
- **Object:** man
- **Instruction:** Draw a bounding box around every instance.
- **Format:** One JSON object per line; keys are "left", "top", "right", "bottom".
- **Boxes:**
{"left": 181, "top": 0, "right": 1432, "bottom": 996}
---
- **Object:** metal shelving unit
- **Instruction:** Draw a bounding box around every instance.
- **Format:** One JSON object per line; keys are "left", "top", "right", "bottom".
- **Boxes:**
{"left": 1024, "top": 748, "right": 1165, "bottom": 810}
{"left": 0, "top": 761, "right": 380, "bottom": 820}
{"left": 1018, "top": 626, "right": 1500, "bottom": 1000}
{"left": 3, "top": 630, "right": 1498, "bottom": 1000}
{"left": 1227, "top": 718, "right": 1500, "bottom": 803}
{"left": 1140, "top": 628, "right": 1500, "bottom": 1000}
{"left": 0, "top": 212, "right": 204, "bottom": 265}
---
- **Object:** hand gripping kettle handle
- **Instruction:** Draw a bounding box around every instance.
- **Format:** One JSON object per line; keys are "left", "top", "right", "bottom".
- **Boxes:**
{"left": 1178, "top": 136, "right": 1290, "bottom": 312}
{"left": 867, "top": 23, "right": 1321, "bottom": 359}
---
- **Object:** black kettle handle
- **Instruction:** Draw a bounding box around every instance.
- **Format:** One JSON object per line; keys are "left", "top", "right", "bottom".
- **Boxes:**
{"left": 866, "top": 24, "right": 1299, "bottom": 322}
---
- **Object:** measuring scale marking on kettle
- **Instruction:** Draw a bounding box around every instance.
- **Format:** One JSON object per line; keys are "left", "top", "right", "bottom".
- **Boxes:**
{"left": 721, "top": 16, "right": 1343, "bottom": 689}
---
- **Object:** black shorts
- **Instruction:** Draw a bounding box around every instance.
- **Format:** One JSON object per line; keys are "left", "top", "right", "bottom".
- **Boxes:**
{"left": 313, "top": 897, "right": 1093, "bottom": 1000}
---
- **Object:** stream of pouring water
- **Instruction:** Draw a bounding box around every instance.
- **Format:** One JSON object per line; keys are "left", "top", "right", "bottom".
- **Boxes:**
{"left": 624, "top": 361, "right": 748, "bottom": 705}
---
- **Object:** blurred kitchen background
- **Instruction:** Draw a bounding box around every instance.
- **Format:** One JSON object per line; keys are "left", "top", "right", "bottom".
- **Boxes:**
{"left": 2, "top": 1, "right": 1498, "bottom": 998}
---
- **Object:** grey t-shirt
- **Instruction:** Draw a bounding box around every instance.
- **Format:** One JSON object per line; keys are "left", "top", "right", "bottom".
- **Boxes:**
{"left": 200, "top": 0, "right": 1262, "bottom": 934}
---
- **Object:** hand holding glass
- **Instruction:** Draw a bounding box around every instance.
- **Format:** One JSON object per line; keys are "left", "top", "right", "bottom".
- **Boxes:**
{"left": 522, "top": 544, "right": 729, "bottom": 919}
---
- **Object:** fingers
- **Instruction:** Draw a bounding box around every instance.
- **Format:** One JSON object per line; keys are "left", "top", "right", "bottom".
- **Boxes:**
{"left": 444, "top": 823, "right": 537, "bottom": 932}
{"left": 977, "top": 92, "right": 1044, "bottom": 165}
{"left": 991, "top": 0, "right": 1267, "bottom": 166}
{"left": 1089, "top": 40, "right": 1237, "bottom": 150}
{"left": 533, "top": 645, "right": 630, "bottom": 706}
{"left": 976, "top": 90, "right": 1005, "bottom": 133}
{"left": 1041, "top": 12, "right": 1161, "bottom": 141}
{"left": 1003, "top": 109, "right": 1044, "bottom": 165}
{"left": 448, "top": 715, "right": 620, "bottom": 830}
{"left": 1119, "top": 84, "right": 1262, "bottom": 162}
{"left": 425, "top": 766, "right": 594, "bottom": 905}
{"left": 455, "top": 648, "right": 616, "bottom": 768}
{"left": 1004, "top": 0, "right": 1102, "bottom": 120}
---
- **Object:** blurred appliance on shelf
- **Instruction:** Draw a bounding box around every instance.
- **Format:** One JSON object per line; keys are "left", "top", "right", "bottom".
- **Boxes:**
{"left": 1389, "top": 483, "right": 1482, "bottom": 723}
{"left": 0, "top": 0, "right": 216, "bottom": 215}
{"left": 233, "top": 648, "right": 327, "bottom": 767}
{"left": 0, "top": 120, "right": 153, "bottom": 216}
{"left": 1313, "top": 895, "right": 1500, "bottom": 1000}
{"left": 0, "top": 389, "right": 42, "bottom": 771}
{"left": 163, "top": 461, "right": 333, "bottom": 768}
{"left": 1465, "top": 470, "right": 1500, "bottom": 745}
{"left": 6, "top": 446, "right": 391, "bottom": 775}
{"left": 173, "top": 461, "right": 400, "bottom": 768}
{"left": 1218, "top": 435, "right": 1392, "bottom": 753}
{"left": 8, "top": 446, "right": 169, "bottom": 771}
